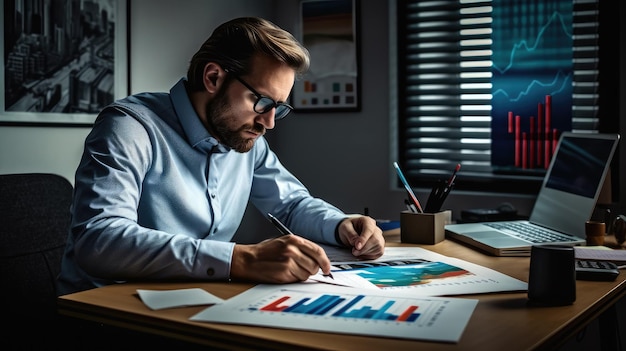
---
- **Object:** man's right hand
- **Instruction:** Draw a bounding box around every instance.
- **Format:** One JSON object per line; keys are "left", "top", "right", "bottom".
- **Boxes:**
{"left": 230, "top": 234, "right": 332, "bottom": 283}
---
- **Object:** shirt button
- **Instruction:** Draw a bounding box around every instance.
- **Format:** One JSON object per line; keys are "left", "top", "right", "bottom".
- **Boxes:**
{"left": 206, "top": 268, "right": 215, "bottom": 276}
{"left": 211, "top": 193, "right": 216, "bottom": 198}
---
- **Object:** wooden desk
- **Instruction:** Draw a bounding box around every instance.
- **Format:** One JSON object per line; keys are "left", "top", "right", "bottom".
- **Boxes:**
{"left": 57, "top": 230, "right": 626, "bottom": 350}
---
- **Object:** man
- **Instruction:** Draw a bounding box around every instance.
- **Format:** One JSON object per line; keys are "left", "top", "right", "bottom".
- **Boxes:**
{"left": 57, "top": 17, "right": 384, "bottom": 295}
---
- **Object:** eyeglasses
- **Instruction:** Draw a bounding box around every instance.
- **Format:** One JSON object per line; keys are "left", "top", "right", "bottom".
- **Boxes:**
{"left": 232, "top": 75, "right": 294, "bottom": 120}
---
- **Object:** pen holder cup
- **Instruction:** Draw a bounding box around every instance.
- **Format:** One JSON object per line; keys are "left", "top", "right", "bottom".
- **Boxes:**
{"left": 400, "top": 210, "right": 452, "bottom": 245}
{"left": 527, "top": 244, "right": 576, "bottom": 306}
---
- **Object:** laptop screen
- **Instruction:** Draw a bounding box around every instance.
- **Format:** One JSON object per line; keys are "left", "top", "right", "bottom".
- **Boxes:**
{"left": 530, "top": 132, "right": 619, "bottom": 237}
{"left": 545, "top": 135, "right": 618, "bottom": 198}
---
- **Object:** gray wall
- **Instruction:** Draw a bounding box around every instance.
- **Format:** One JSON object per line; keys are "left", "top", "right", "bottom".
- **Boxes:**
{"left": 7, "top": 0, "right": 624, "bottom": 240}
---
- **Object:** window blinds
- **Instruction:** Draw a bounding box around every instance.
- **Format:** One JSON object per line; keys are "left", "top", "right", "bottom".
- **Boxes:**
{"left": 396, "top": 0, "right": 600, "bottom": 194}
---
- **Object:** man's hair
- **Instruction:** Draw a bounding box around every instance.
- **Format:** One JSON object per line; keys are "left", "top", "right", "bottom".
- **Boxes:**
{"left": 187, "top": 17, "right": 310, "bottom": 92}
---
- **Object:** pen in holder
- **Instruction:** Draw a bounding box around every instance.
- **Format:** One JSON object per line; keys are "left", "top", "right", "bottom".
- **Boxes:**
{"left": 425, "top": 180, "right": 453, "bottom": 213}
{"left": 424, "top": 163, "right": 460, "bottom": 213}
{"left": 400, "top": 210, "right": 452, "bottom": 244}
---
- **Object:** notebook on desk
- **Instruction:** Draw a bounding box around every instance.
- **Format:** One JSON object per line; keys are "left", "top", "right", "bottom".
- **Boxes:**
{"left": 445, "top": 132, "right": 620, "bottom": 257}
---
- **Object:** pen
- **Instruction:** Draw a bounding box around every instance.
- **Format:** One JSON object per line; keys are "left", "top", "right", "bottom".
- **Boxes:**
{"left": 267, "top": 212, "right": 293, "bottom": 236}
{"left": 446, "top": 163, "right": 461, "bottom": 187}
{"left": 404, "top": 199, "right": 417, "bottom": 213}
{"left": 393, "top": 162, "right": 424, "bottom": 213}
{"left": 267, "top": 213, "right": 334, "bottom": 279}
{"left": 425, "top": 164, "right": 460, "bottom": 213}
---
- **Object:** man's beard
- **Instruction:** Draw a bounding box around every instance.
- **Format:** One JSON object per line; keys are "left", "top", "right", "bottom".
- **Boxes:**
{"left": 205, "top": 88, "right": 265, "bottom": 153}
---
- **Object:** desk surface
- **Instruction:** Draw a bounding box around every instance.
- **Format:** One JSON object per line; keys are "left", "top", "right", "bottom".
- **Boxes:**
{"left": 57, "top": 231, "right": 626, "bottom": 351}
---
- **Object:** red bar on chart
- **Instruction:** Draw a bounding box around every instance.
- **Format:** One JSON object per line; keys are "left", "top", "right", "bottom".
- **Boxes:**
{"left": 260, "top": 296, "right": 290, "bottom": 312}
{"left": 529, "top": 116, "right": 535, "bottom": 168}
{"left": 522, "top": 132, "right": 527, "bottom": 169}
{"left": 396, "top": 305, "right": 419, "bottom": 322}
{"left": 544, "top": 95, "right": 551, "bottom": 169}
{"left": 537, "top": 102, "right": 543, "bottom": 168}
{"left": 515, "top": 115, "right": 521, "bottom": 167}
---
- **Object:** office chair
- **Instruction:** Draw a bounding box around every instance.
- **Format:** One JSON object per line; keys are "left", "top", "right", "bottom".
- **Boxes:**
{"left": 0, "top": 173, "right": 207, "bottom": 350}
{"left": 0, "top": 173, "right": 73, "bottom": 350}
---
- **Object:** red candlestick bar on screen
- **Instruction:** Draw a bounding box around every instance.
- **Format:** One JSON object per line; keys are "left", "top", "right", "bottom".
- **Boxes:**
{"left": 515, "top": 115, "right": 521, "bottom": 167}
{"left": 529, "top": 116, "right": 535, "bottom": 168}
{"left": 536, "top": 102, "right": 543, "bottom": 168}
{"left": 522, "top": 132, "right": 528, "bottom": 169}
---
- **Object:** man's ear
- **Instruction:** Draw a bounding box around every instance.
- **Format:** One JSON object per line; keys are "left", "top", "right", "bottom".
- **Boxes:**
{"left": 203, "top": 62, "right": 225, "bottom": 94}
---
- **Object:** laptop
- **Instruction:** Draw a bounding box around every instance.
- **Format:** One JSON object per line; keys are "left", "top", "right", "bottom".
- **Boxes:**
{"left": 445, "top": 132, "right": 620, "bottom": 256}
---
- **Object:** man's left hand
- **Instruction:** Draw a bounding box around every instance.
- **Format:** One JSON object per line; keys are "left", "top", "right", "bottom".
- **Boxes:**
{"left": 337, "top": 216, "right": 385, "bottom": 260}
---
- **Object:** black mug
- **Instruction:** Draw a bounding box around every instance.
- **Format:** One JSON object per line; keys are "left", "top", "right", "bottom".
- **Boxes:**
{"left": 527, "top": 244, "right": 576, "bottom": 306}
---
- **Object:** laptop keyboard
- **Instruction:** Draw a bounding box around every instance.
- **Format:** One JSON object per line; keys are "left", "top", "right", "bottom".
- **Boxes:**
{"left": 485, "top": 222, "right": 577, "bottom": 244}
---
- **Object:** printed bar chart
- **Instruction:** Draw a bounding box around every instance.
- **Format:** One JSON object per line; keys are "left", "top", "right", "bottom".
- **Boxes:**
{"left": 190, "top": 274, "right": 480, "bottom": 342}
{"left": 259, "top": 292, "right": 421, "bottom": 323}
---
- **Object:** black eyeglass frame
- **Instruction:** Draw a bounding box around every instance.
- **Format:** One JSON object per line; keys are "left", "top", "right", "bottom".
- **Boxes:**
{"left": 230, "top": 74, "right": 294, "bottom": 121}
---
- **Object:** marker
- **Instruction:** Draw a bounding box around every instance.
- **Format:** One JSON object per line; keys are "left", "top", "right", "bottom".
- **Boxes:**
{"left": 267, "top": 213, "right": 334, "bottom": 279}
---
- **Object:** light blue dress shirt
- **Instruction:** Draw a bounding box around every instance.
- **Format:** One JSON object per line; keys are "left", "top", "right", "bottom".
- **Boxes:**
{"left": 56, "top": 78, "right": 346, "bottom": 295}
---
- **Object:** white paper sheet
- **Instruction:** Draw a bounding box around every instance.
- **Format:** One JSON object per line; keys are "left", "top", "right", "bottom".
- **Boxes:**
{"left": 308, "top": 270, "right": 379, "bottom": 289}
{"left": 574, "top": 246, "right": 626, "bottom": 262}
{"left": 190, "top": 283, "right": 478, "bottom": 343}
{"left": 137, "top": 288, "right": 224, "bottom": 310}
{"left": 321, "top": 245, "right": 528, "bottom": 296}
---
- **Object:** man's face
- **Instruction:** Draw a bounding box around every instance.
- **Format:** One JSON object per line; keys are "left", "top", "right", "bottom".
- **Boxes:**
{"left": 205, "top": 56, "right": 295, "bottom": 153}
{"left": 204, "top": 82, "right": 261, "bottom": 153}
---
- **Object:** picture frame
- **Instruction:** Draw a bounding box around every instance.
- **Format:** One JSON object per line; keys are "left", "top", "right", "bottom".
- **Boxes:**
{"left": 1, "top": 0, "right": 129, "bottom": 126}
{"left": 292, "top": 0, "right": 361, "bottom": 112}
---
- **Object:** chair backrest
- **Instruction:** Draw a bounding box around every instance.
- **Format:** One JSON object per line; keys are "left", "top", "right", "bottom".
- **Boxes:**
{"left": 0, "top": 173, "right": 73, "bottom": 349}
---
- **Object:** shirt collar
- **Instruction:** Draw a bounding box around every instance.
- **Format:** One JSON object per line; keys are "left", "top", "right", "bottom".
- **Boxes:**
{"left": 170, "top": 78, "right": 230, "bottom": 153}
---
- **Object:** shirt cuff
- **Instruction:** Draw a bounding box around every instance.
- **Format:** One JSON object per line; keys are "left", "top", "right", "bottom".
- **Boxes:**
{"left": 334, "top": 218, "right": 348, "bottom": 246}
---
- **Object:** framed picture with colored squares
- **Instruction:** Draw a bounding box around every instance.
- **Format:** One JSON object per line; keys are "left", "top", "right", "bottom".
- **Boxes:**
{"left": 293, "top": 0, "right": 361, "bottom": 112}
